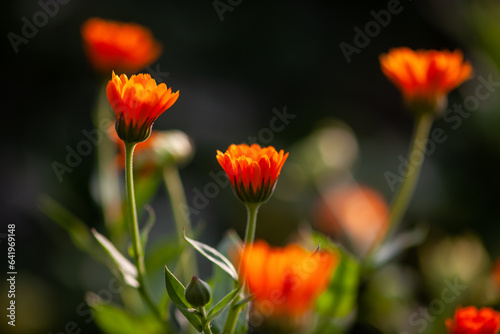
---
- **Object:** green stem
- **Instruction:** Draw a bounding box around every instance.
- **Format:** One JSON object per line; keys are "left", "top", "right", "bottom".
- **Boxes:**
{"left": 162, "top": 166, "right": 197, "bottom": 282}
{"left": 222, "top": 203, "right": 260, "bottom": 334}
{"left": 366, "top": 111, "right": 434, "bottom": 264}
{"left": 124, "top": 142, "right": 164, "bottom": 324}
{"left": 199, "top": 307, "right": 213, "bottom": 334}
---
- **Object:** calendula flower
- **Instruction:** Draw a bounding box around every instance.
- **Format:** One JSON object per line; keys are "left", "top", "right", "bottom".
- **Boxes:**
{"left": 446, "top": 306, "right": 500, "bottom": 334}
{"left": 110, "top": 127, "right": 193, "bottom": 171}
{"left": 81, "top": 17, "right": 162, "bottom": 74}
{"left": 216, "top": 144, "right": 288, "bottom": 203}
{"left": 238, "top": 240, "right": 337, "bottom": 320}
{"left": 106, "top": 72, "right": 179, "bottom": 143}
{"left": 313, "top": 184, "right": 388, "bottom": 255}
{"left": 380, "top": 47, "right": 472, "bottom": 113}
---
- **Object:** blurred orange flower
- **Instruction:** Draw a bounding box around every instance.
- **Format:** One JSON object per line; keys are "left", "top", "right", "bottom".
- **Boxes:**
{"left": 446, "top": 306, "right": 500, "bottom": 334}
{"left": 313, "top": 184, "right": 388, "bottom": 254}
{"left": 238, "top": 240, "right": 337, "bottom": 319}
{"left": 380, "top": 47, "right": 472, "bottom": 111}
{"left": 106, "top": 72, "right": 179, "bottom": 143}
{"left": 109, "top": 125, "right": 158, "bottom": 170}
{"left": 81, "top": 17, "right": 162, "bottom": 74}
{"left": 216, "top": 144, "right": 288, "bottom": 203}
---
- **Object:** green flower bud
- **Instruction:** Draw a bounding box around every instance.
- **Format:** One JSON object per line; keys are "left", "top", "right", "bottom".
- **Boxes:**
{"left": 184, "top": 276, "right": 212, "bottom": 307}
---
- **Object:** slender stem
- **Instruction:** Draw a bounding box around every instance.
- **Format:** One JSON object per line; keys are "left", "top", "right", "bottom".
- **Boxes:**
{"left": 199, "top": 307, "right": 213, "bottom": 334}
{"left": 223, "top": 203, "right": 260, "bottom": 334}
{"left": 366, "top": 111, "right": 434, "bottom": 263}
{"left": 162, "top": 166, "right": 197, "bottom": 282}
{"left": 124, "top": 142, "right": 164, "bottom": 324}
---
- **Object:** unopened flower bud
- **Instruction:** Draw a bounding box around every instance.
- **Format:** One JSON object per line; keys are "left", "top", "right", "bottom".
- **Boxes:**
{"left": 185, "top": 276, "right": 211, "bottom": 307}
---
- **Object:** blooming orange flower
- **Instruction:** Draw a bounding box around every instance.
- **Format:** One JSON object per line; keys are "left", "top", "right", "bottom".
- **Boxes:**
{"left": 313, "top": 184, "right": 388, "bottom": 254}
{"left": 380, "top": 47, "right": 472, "bottom": 112}
{"left": 216, "top": 144, "right": 288, "bottom": 203}
{"left": 238, "top": 240, "right": 337, "bottom": 318}
{"left": 106, "top": 72, "right": 179, "bottom": 143}
{"left": 446, "top": 306, "right": 500, "bottom": 334}
{"left": 81, "top": 17, "right": 162, "bottom": 74}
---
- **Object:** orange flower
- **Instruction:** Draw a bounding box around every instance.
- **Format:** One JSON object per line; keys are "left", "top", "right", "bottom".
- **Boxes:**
{"left": 106, "top": 72, "right": 179, "bottom": 143}
{"left": 446, "top": 306, "right": 500, "bottom": 334}
{"left": 313, "top": 184, "right": 388, "bottom": 254}
{"left": 380, "top": 47, "right": 472, "bottom": 112}
{"left": 216, "top": 144, "right": 288, "bottom": 203}
{"left": 238, "top": 240, "right": 337, "bottom": 319}
{"left": 81, "top": 17, "right": 162, "bottom": 74}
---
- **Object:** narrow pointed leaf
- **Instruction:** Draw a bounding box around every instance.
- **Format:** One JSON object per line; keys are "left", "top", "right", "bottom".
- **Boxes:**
{"left": 164, "top": 265, "right": 203, "bottom": 332}
{"left": 183, "top": 231, "right": 238, "bottom": 281}
{"left": 206, "top": 287, "right": 240, "bottom": 323}
{"left": 92, "top": 229, "right": 139, "bottom": 288}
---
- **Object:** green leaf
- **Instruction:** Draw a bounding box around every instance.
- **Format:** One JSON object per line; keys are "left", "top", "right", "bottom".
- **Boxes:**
{"left": 372, "top": 224, "right": 428, "bottom": 268}
{"left": 183, "top": 231, "right": 238, "bottom": 281}
{"left": 135, "top": 168, "right": 162, "bottom": 215}
{"left": 311, "top": 232, "right": 360, "bottom": 318}
{"left": 92, "top": 229, "right": 139, "bottom": 288}
{"left": 207, "top": 231, "right": 248, "bottom": 334}
{"left": 86, "top": 292, "right": 166, "bottom": 334}
{"left": 164, "top": 265, "right": 203, "bottom": 332}
{"left": 37, "top": 194, "right": 95, "bottom": 254}
{"left": 206, "top": 287, "right": 240, "bottom": 323}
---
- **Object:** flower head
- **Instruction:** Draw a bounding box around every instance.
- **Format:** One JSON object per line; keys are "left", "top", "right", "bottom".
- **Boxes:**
{"left": 446, "top": 306, "right": 500, "bottom": 334}
{"left": 216, "top": 144, "right": 288, "bottom": 203}
{"left": 380, "top": 47, "right": 472, "bottom": 113}
{"left": 238, "top": 240, "right": 337, "bottom": 319}
{"left": 107, "top": 72, "right": 179, "bottom": 143}
{"left": 314, "top": 184, "right": 388, "bottom": 255}
{"left": 81, "top": 17, "right": 162, "bottom": 74}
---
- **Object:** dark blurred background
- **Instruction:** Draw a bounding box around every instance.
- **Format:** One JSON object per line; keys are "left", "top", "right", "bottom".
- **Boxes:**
{"left": 3, "top": 0, "right": 500, "bottom": 333}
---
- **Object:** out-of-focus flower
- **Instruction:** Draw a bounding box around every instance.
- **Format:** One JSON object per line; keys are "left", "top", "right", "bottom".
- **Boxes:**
{"left": 216, "top": 144, "right": 288, "bottom": 203}
{"left": 446, "top": 306, "right": 500, "bottom": 334}
{"left": 238, "top": 240, "right": 337, "bottom": 320}
{"left": 313, "top": 184, "right": 388, "bottom": 255}
{"left": 81, "top": 17, "right": 162, "bottom": 74}
{"left": 106, "top": 72, "right": 179, "bottom": 143}
{"left": 419, "top": 234, "right": 489, "bottom": 292}
{"left": 110, "top": 128, "right": 193, "bottom": 170}
{"left": 380, "top": 47, "right": 472, "bottom": 113}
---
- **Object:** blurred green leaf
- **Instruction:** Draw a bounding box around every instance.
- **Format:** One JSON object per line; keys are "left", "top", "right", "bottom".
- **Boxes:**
{"left": 372, "top": 224, "right": 428, "bottom": 268}
{"left": 92, "top": 229, "right": 139, "bottom": 288}
{"left": 164, "top": 265, "right": 203, "bottom": 332}
{"left": 183, "top": 231, "right": 238, "bottom": 281}
{"left": 135, "top": 169, "right": 162, "bottom": 215}
{"left": 86, "top": 293, "right": 166, "bottom": 334}
{"left": 312, "top": 232, "right": 360, "bottom": 318}
{"left": 37, "top": 194, "right": 95, "bottom": 254}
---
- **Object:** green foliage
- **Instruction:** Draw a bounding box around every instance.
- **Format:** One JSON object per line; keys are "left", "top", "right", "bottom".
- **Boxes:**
{"left": 92, "top": 229, "right": 139, "bottom": 288}
{"left": 87, "top": 295, "right": 167, "bottom": 334}
{"left": 311, "top": 232, "right": 360, "bottom": 332}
